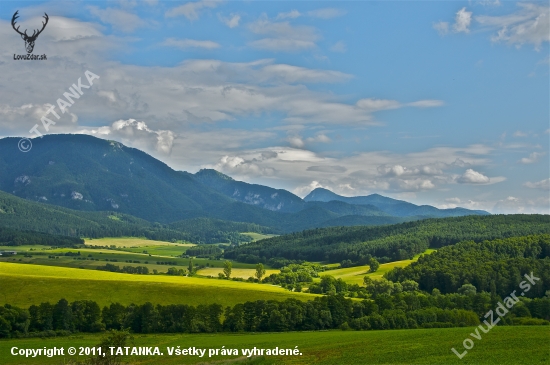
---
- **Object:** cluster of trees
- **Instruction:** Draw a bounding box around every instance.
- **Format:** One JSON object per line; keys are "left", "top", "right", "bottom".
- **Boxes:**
{"left": 185, "top": 245, "right": 222, "bottom": 257}
{"left": 96, "top": 264, "right": 150, "bottom": 275}
{"left": 262, "top": 262, "right": 323, "bottom": 288}
{"left": 2, "top": 291, "right": 549, "bottom": 338}
{"left": 167, "top": 267, "right": 187, "bottom": 276}
{"left": 386, "top": 234, "right": 550, "bottom": 298}
{"left": 225, "top": 215, "right": 550, "bottom": 264}
{"left": 0, "top": 227, "right": 83, "bottom": 247}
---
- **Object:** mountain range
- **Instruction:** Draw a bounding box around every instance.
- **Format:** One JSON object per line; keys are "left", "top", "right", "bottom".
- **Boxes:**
{"left": 0, "top": 134, "right": 489, "bottom": 235}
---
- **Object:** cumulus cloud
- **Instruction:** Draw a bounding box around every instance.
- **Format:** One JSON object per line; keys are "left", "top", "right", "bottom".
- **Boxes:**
{"left": 524, "top": 178, "right": 550, "bottom": 190}
{"left": 520, "top": 152, "right": 545, "bottom": 164}
{"left": 81, "top": 119, "right": 175, "bottom": 154}
{"left": 293, "top": 180, "right": 324, "bottom": 197}
{"left": 161, "top": 38, "right": 220, "bottom": 50}
{"left": 454, "top": 8, "right": 473, "bottom": 33}
{"left": 165, "top": 0, "right": 221, "bottom": 20}
{"left": 457, "top": 169, "right": 490, "bottom": 184}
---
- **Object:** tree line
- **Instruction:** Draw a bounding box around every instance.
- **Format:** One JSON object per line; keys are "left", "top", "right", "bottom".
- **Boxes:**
{"left": 1, "top": 289, "right": 549, "bottom": 339}
{"left": 0, "top": 227, "right": 83, "bottom": 247}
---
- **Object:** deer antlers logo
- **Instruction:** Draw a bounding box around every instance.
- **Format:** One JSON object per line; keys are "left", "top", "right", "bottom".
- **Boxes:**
{"left": 12, "top": 10, "right": 49, "bottom": 54}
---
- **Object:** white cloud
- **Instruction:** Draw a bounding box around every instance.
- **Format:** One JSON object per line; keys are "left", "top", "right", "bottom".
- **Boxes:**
{"left": 250, "top": 39, "right": 316, "bottom": 52}
{"left": 356, "top": 99, "right": 402, "bottom": 111}
{"left": 219, "top": 13, "right": 240, "bottom": 28}
{"left": 81, "top": 119, "right": 175, "bottom": 154}
{"left": 276, "top": 10, "right": 301, "bottom": 20}
{"left": 407, "top": 100, "right": 445, "bottom": 108}
{"left": 293, "top": 181, "right": 324, "bottom": 197}
{"left": 513, "top": 130, "right": 528, "bottom": 137}
{"left": 87, "top": 6, "right": 146, "bottom": 33}
{"left": 261, "top": 64, "right": 352, "bottom": 83}
{"left": 476, "top": 3, "right": 550, "bottom": 49}
{"left": 356, "top": 98, "right": 444, "bottom": 112}
{"left": 477, "top": 0, "right": 501, "bottom": 6}
{"left": 248, "top": 16, "right": 319, "bottom": 52}
{"left": 307, "top": 8, "right": 347, "bottom": 19}
{"left": 165, "top": 0, "right": 221, "bottom": 20}
{"left": 520, "top": 152, "right": 545, "bottom": 164}
{"left": 457, "top": 169, "right": 490, "bottom": 184}
{"left": 433, "top": 21, "right": 449, "bottom": 36}
{"left": 524, "top": 178, "right": 550, "bottom": 190}
{"left": 161, "top": 38, "right": 220, "bottom": 50}
{"left": 492, "top": 195, "right": 550, "bottom": 214}
{"left": 330, "top": 41, "right": 347, "bottom": 53}
{"left": 454, "top": 8, "right": 473, "bottom": 33}
{"left": 287, "top": 135, "right": 305, "bottom": 148}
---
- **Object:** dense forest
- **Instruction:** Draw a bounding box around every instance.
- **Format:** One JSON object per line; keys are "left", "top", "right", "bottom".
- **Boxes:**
{"left": 169, "top": 218, "right": 269, "bottom": 244}
{"left": 385, "top": 234, "right": 550, "bottom": 298}
{"left": 2, "top": 290, "right": 549, "bottom": 338}
{"left": 0, "top": 227, "right": 83, "bottom": 247}
{"left": 224, "top": 215, "right": 550, "bottom": 264}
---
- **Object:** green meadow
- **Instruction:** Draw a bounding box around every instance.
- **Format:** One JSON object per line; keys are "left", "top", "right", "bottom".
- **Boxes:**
{"left": 242, "top": 232, "right": 278, "bottom": 242}
{"left": 85, "top": 237, "right": 196, "bottom": 257}
{"left": 0, "top": 262, "right": 315, "bottom": 308}
{"left": 320, "top": 249, "right": 436, "bottom": 284}
{"left": 0, "top": 326, "right": 547, "bottom": 365}
{"left": 84, "top": 237, "right": 194, "bottom": 247}
{"left": 197, "top": 267, "right": 280, "bottom": 279}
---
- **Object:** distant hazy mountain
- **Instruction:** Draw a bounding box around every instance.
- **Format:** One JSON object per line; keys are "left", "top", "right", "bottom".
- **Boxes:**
{"left": 304, "top": 188, "right": 490, "bottom": 217}
{"left": 0, "top": 135, "right": 488, "bottom": 235}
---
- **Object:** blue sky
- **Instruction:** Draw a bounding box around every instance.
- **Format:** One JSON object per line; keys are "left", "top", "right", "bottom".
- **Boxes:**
{"left": 0, "top": 1, "right": 548, "bottom": 213}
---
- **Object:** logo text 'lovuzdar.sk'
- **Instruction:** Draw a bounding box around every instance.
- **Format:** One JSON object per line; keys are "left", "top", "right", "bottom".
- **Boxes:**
{"left": 12, "top": 10, "right": 49, "bottom": 60}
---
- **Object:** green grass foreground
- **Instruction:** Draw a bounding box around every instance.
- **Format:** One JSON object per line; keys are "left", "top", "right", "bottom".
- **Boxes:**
{"left": 0, "top": 262, "right": 314, "bottom": 307}
{"left": 0, "top": 327, "right": 548, "bottom": 364}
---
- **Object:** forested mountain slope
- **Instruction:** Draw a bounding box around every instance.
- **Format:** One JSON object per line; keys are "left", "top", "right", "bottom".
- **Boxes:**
{"left": 224, "top": 215, "right": 550, "bottom": 264}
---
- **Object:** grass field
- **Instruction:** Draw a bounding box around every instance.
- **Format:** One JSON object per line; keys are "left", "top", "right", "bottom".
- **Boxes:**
{"left": 85, "top": 237, "right": 196, "bottom": 257}
{"left": 0, "top": 242, "right": 258, "bottom": 272}
{"left": 0, "top": 262, "right": 314, "bottom": 308}
{"left": 198, "top": 268, "right": 280, "bottom": 279}
{"left": 242, "top": 232, "right": 278, "bottom": 242}
{"left": 320, "top": 249, "right": 436, "bottom": 285}
{"left": 0, "top": 326, "right": 547, "bottom": 364}
{"left": 84, "top": 237, "right": 195, "bottom": 248}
